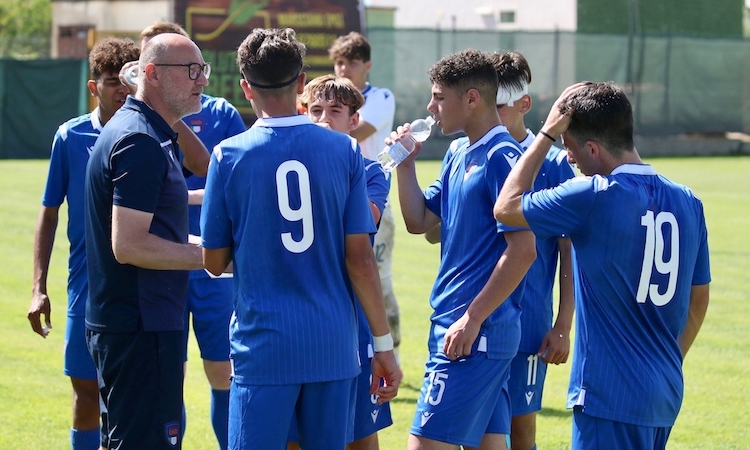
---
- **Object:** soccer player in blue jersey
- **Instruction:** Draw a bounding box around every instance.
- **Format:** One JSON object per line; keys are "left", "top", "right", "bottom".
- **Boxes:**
{"left": 294, "top": 74, "right": 392, "bottom": 450}
{"left": 84, "top": 33, "right": 209, "bottom": 449}
{"left": 200, "top": 28, "right": 401, "bottom": 450}
{"left": 27, "top": 37, "right": 139, "bottom": 450}
{"left": 329, "top": 32, "right": 402, "bottom": 363}
{"left": 493, "top": 51, "right": 576, "bottom": 450}
{"left": 393, "top": 49, "right": 536, "bottom": 450}
{"left": 134, "top": 22, "right": 247, "bottom": 450}
{"left": 426, "top": 51, "right": 575, "bottom": 450}
{"left": 495, "top": 81, "right": 711, "bottom": 450}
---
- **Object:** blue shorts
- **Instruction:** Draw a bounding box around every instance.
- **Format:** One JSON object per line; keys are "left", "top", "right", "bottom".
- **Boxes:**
{"left": 508, "top": 351, "right": 547, "bottom": 417}
{"left": 183, "top": 276, "right": 233, "bottom": 361}
{"left": 410, "top": 352, "right": 512, "bottom": 448}
{"left": 86, "top": 329, "right": 184, "bottom": 450}
{"left": 233, "top": 378, "right": 355, "bottom": 450}
{"left": 572, "top": 407, "right": 672, "bottom": 450}
{"left": 64, "top": 315, "right": 97, "bottom": 380}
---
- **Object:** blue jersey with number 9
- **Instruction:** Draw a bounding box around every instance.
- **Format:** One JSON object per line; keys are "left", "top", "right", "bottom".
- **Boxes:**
{"left": 201, "top": 114, "right": 376, "bottom": 386}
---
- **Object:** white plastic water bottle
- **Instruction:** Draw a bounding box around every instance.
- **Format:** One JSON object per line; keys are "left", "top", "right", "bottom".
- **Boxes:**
{"left": 123, "top": 63, "right": 139, "bottom": 87}
{"left": 377, "top": 116, "right": 435, "bottom": 172}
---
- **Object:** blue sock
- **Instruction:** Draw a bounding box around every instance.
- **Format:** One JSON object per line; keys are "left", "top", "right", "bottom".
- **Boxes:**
{"left": 71, "top": 427, "right": 100, "bottom": 450}
{"left": 210, "top": 389, "right": 230, "bottom": 450}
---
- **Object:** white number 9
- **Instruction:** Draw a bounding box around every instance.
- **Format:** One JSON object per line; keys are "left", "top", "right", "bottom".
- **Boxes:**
{"left": 276, "top": 160, "right": 314, "bottom": 253}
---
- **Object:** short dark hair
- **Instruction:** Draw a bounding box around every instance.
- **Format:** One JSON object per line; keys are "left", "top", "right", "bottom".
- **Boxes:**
{"left": 428, "top": 49, "right": 498, "bottom": 103}
{"left": 493, "top": 51, "right": 531, "bottom": 92}
{"left": 237, "top": 28, "right": 305, "bottom": 97}
{"left": 328, "top": 31, "right": 370, "bottom": 62}
{"left": 560, "top": 82, "right": 635, "bottom": 156}
{"left": 89, "top": 37, "right": 140, "bottom": 80}
{"left": 300, "top": 74, "right": 364, "bottom": 116}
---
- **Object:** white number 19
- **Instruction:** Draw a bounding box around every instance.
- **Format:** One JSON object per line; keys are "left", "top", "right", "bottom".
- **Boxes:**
{"left": 637, "top": 210, "right": 679, "bottom": 306}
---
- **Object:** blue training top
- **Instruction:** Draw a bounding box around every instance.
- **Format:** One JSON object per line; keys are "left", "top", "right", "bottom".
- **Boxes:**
{"left": 85, "top": 96, "right": 189, "bottom": 333}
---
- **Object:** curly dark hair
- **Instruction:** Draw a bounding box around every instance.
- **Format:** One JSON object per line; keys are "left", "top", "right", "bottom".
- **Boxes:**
{"left": 559, "top": 82, "right": 634, "bottom": 157}
{"left": 428, "top": 49, "right": 498, "bottom": 104}
{"left": 237, "top": 28, "right": 305, "bottom": 96}
{"left": 88, "top": 36, "right": 140, "bottom": 80}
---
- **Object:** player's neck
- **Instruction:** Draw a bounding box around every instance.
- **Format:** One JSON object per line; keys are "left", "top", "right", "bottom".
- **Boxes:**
{"left": 507, "top": 123, "right": 527, "bottom": 143}
{"left": 253, "top": 96, "right": 299, "bottom": 118}
{"left": 465, "top": 112, "right": 503, "bottom": 145}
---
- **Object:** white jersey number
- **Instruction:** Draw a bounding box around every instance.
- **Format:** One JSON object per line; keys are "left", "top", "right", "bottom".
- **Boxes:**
{"left": 425, "top": 371, "right": 448, "bottom": 406}
{"left": 637, "top": 210, "right": 679, "bottom": 306}
{"left": 526, "top": 354, "right": 539, "bottom": 386}
{"left": 276, "top": 161, "right": 314, "bottom": 253}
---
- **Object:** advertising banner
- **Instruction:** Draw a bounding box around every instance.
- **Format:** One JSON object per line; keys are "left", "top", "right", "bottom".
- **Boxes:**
{"left": 174, "top": 0, "right": 363, "bottom": 122}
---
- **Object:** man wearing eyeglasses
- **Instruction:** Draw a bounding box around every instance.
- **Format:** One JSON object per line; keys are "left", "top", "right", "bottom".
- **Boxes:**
{"left": 134, "top": 22, "right": 246, "bottom": 450}
{"left": 84, "top": 32, "right": 210, "bottom": 450}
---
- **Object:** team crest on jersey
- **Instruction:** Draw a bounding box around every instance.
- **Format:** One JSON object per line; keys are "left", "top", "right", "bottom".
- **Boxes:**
{"left": 187, "top": 118, "right": 204, "bottom": 133}
{"left": 165, "top": 421, "right": 180, "bottom": 446}
{"left": 464, "top": 160, "right": 479, "bottom": 181}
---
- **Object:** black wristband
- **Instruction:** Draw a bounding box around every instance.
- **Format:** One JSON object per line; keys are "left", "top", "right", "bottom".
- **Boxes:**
{"left": 539, "top": 130, "right": 556, "bottom": 142}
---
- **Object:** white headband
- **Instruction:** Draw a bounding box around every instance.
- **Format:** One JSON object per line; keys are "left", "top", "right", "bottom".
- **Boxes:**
{"left": 496, "top": 81, "right": 528, "bottom": 106}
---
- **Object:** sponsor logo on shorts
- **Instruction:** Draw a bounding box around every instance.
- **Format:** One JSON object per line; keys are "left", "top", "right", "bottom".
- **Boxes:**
{"left": 165, "top": 421, "right": 180, "bottom": 447}
{"left": 420, "top": 411, "right": 434, "bottom": 427}
{"left": 371, "top": 408, "right": 380, "bottom": 423}
{"left": 525, "top": 391, "right": 534, "bottom": 405}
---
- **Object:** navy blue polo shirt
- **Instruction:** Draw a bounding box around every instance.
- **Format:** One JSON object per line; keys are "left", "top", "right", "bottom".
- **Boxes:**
{"left": 84, "top": 96, "right": 189, "bottom": 333}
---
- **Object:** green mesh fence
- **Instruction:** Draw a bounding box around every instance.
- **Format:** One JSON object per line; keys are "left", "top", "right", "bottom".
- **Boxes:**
{"left": 367, "top": 29, "right": 750, "bottom": 158}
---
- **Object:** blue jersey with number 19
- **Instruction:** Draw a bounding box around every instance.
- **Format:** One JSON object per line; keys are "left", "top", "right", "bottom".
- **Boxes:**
{"left": 201, "top": 114, "right": 376, "bottom": 386}
{"left": 522, "top": 164, "right": 711, "bottom": 427}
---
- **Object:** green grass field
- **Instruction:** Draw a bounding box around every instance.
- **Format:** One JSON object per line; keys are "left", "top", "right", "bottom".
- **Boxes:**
{"left": 1, "top": 156, "right": 748, "bottom": 449}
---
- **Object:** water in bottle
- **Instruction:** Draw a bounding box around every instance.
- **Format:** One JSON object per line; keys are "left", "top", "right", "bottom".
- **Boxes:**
{"left": 377, "top": 116, "right": 435, "bottom": 172}
{"left": 123, "top": 63, "right": 139, "bottom": 86}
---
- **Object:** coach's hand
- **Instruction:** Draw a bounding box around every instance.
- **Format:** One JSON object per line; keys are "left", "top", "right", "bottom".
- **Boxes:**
{"left": 371, "top": 350, "right": 402, "bottom": 404}
{"left": 28, "top": 291, "right": 52, "bottom": 338}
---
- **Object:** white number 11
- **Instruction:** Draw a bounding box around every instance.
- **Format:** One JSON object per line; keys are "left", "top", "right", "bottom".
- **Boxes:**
{"left": 637, "top": 210, "right": 679, "bottom": 306}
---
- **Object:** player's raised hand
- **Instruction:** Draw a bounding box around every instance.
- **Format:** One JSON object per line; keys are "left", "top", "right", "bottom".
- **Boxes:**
{"left": 384, "top": 122, "right": 423, "bottom": 166}
{"left": 541, "top": 82, "right": 591, "bottom": 138}
{"left": 28, "top": 291, "right": 52, "bottom": 338}
{"left": 370, "top": 350, "right": 402, "bottom": 404}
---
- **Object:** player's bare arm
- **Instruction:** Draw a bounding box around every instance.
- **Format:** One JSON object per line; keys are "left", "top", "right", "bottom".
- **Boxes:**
{"left": 203, "top": 247, "right": 232, "bottom": 277}
{"left": 28, "top": 206, "right": 60, "bottom": 337}
{"left": 538, "top": 237, "right": 574, "bottom": 364}
{"left": 443, "top": 229, "right": 536, "bottom": 360}
{"left": 350, "top": 120, "right": 377, "bottom": 142}
{"left": 112, "top": 205, "right": 203, "bottom": 270}
{"left": 678, "top": 283, "right": 710, "bottom": 359}
{"left": 174, "top": 120, "right": 210, "bottom": 176}
{"left": 344, "top": 233, "right": 402, "bottom": 402}
{"left": 391, "top": 128, "right": 441, "bottom": 233}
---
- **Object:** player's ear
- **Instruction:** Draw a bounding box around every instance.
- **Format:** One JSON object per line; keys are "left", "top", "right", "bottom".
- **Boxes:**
{"left": 87, "top": 80, "right": 98, "bottom": 97}
{"left": 296, "top": 72, "right": 307, "bottom": 95}
{"left": 240, "top": 78, "right": 253, "bottom": 101}
{"left": 520, "top": 94, "right": 532, "bottom": 114}
{"left": 466, "top": 88, "right": 480, "bottom": 108}
{"left": 348, "top": 111, "right": 360, "bottom": 132}
{"left": 587, "top": 140, "right": 602, "bottom": 158}
{"left": 364, "top": 60, "right": 372, "bottom": 73}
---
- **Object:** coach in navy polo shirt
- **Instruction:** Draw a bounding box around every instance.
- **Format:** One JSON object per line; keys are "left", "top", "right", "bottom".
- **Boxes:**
{"left": 84, "top": 33, "right": 208, "bottom": 450}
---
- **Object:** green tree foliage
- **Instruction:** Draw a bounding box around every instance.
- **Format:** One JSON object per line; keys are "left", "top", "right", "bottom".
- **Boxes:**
{"left": 0, "top": 0, "right": 52, "bottom": 58}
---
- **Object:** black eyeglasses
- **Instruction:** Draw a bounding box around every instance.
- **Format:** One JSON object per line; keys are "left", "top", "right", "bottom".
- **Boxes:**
{"left": 153, "top": 62, "right": 211, "bottom": 80}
